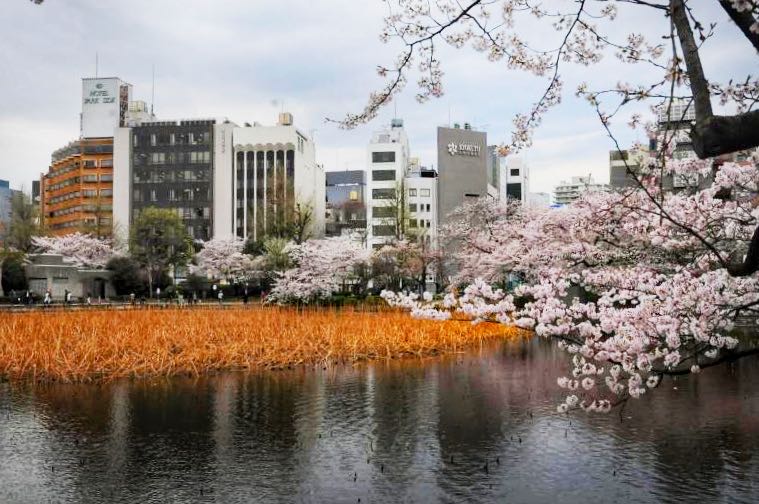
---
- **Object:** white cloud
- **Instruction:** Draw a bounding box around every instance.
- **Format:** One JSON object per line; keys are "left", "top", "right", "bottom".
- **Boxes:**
{"left": 0, "top": 0, "right": 754, "bottom": 197}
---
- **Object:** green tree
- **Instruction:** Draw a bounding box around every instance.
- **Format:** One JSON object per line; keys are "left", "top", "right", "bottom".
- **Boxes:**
{"left": 1, "top": 252, "right": 27, "bottom": 296}
{"left": 6, "top": 191, "right": 39, "bottom": 253}
{"left": 106, "top": 256, "right": 144, "bottom": 296}
{"left": 129, "top": 208, "right": 192, "bottom": 297}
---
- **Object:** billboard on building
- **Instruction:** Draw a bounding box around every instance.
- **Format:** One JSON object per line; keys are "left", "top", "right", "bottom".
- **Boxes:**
{"left": 81, "top": 78, "right": 131, "bottom": 138}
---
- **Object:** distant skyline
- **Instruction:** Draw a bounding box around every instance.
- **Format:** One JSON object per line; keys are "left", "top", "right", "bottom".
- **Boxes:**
{"left": 0, "top": 1, "right": 753, "bottom": 194}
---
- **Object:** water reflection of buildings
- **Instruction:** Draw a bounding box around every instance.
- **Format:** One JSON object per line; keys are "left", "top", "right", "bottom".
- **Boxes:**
{"left": 2, "top": 344, "right": 758, "bottom": 502}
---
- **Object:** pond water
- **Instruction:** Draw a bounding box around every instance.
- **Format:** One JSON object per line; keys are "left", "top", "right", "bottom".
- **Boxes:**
{"left": 1, "top": 337, "right": 758, "bottom": 503}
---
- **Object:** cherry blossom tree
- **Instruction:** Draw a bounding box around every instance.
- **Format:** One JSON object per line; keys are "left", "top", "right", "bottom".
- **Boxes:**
{"left": 383, "top": 152, "right": 759, "bottom": 413}
{"left": 334, "top": 0, "right": 758, "bottom": 158}
{"left": 32, "top": 232, "right": 115, "bottom": 269}
{"left": 191, "top": 237, "right": 260, "bottom": 283}
{"left": 269, "top": 236, "right": 371, "bottom": 304}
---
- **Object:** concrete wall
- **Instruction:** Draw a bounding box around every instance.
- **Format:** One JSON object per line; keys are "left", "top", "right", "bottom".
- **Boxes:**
{"left": 112, "top": 126, "right": 132, "bottom": 241}
{"left": 213, "top": 122, "right": 235, "bottom": 239}
{"left": 437, "top": 126, "right": 487, "bottom": 225}
{"left": 24, "top": 254, "right": 115, "bottom": 300}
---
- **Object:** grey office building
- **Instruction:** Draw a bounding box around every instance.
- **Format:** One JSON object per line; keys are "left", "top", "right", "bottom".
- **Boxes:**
{"left": 128, "top": 120, "right": 217, "bottom": 241}
{"left": 437, "top": 125, "right": 488, "bottom": 224}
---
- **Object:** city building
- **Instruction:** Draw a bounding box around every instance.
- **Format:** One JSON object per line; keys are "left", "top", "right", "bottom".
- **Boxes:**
{"left": 437, "top": 123, "right": 488, "bottom": 226}
{"left": 113, "top": 118, "right": 236, "bottom": 241}
{"left": 80, "top": 77, "right": 132, "bottom": 138}
{"left": 405, "top": 160, "right": 438, "bottom": 249}
{"left": 498, "top": 157, "right": 530, "bottom": 203}
{"left": 232, "top": 113, "right": 324, "bottom": 242}
{"left": 553, "top": 175, "right": 610, "bottom": 205}
{"left": 39, "top": 77, "right": 138, "bottom": 238}
{"left": 655, "top": 98, "right": 703, "bottom": 189}
{"left": 366, "top": 118, "right": 411, "bottom": 249}
{"left": 114, "top": 112, "right": 324, "bottom": 243}
{"left": 0, "top": 179, "right": 17, "bottom": 246}
{"left": 325, "top": 170, "right": 366, "bottom": 238}
{"left": 40, "top": 137, "right": 115, "bottom": 237}
{"left": 528, "top": 192, "right": 551, "bottom": 207}
{"left": 609, "top": 146, "right": 651, "bottom": 190}
{"left": 25, "top": 254, "right": 115, "bottom": 300}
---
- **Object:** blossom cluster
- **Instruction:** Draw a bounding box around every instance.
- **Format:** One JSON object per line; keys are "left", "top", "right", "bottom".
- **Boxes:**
{"left": 383, "top": 158, "right": 759, "bottom": 413}
{"left": 32, "top": 232, "right": 115, "bottom": 268}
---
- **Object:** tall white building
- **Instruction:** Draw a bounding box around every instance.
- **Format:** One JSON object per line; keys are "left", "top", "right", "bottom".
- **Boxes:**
{"left": 80, "top": 77, "right": 132, "bottom": 138}
{"left": 232, "top": 113, "right": 324, "bottom": 241}
{"left": 553, "top": 175, "right": 610, "bottom": 205}
{"left": 498, "top": 157, "right": 530, "bottom": 203}
{"left": 405, "top": 159, "right": 438, "bottom": 247}
{"left": 113, "top": 113, "right": 323, "bottom": 242}
{"left": 366, "top": 119, "right": 410, "bottom": 249}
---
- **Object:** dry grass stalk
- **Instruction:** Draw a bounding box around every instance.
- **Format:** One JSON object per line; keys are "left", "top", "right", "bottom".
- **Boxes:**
{"left": 0, "top": 306, "right": 523, "bottom": 382}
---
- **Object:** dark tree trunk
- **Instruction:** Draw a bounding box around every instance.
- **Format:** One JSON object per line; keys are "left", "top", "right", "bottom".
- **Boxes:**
{"left": 691, "top": 110, "right": 759, "bottom": 159}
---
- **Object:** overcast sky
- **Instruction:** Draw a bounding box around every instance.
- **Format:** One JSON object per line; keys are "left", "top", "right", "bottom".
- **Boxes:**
{"left": 0, "top": 0, "right": 754, "bottom": 194}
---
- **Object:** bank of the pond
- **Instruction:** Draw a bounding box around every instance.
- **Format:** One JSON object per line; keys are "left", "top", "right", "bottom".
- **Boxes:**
{"left": 0, "top": 306, "right": 523, "bottom": 382}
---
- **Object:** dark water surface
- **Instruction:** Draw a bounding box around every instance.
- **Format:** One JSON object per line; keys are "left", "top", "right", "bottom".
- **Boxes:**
{"left": 1, "top": 337, "right": 758, "bottom": 503}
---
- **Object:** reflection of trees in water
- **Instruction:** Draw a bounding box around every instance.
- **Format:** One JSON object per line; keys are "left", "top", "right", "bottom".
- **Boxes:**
{"left": 367, "top": 361, "right": 439, "bottom": 491}
{"left": 596, "top": 356, "right": 759, "bottom": 502}
{"left": 3, "top": 343, "right": 758, "bottom": 502}
{"left": 433, "top": 337, "right": 568, "bottom": 496}
{"left": 225, "top": 370, "right": 307, "bottom": 500}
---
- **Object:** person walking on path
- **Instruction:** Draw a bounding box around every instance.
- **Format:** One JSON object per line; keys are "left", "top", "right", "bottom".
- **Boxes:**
{"left": 217, "top": 290, "right": 224, "bottom": 306}
{"left": 43, "top": 289, "right": 51, "bottom": 307}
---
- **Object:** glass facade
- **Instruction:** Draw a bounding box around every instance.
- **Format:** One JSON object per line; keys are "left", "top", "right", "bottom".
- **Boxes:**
{"left": 131, "top": 120, "right": 214, "bottom": 240}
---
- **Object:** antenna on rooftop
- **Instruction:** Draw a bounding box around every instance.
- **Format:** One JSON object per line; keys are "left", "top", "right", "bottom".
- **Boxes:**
{"left": 151, "top": 64, "right": 156, "bottom": 115}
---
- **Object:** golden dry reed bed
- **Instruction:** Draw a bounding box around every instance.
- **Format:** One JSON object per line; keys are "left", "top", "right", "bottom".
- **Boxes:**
{"left": 0, "top": 307, "right": 522, "bottom": 382}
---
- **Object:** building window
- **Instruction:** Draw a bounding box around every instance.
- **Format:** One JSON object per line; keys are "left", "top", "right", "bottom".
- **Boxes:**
{"left": 373, "top": 225, "right": 395, "bottom": 236}
{"left": 83, "top": 175, "right": 98, "bottom": 182}
{"left": 150, "top": 134, "right": 157, "bottom": 146}
{"left": 372, "top": 151, "right": 396, "bottom": 163}
{"left": 101, "top": 159, "right": 113, "bottom": 168}
{"left": 506, "top": 183, "right": 522, "bottom": 200}
{"left": 510, "top": 168, "right": 520, "bottom": 176}
{"left": 420, "top": 188, "right": 431, "bottom": 197}
{"left": 100, "top": 174, "right": 113, "bottom": 182}
{"left": 372, "top": 170, "right": 396, "bottom": 181}
{"left": 84, "top": 160, "right": 96, "bottom": 168}
{"left": 372, "top": 188, "right": 395, "bottom": 199}
{"left": 408, "top": 189, "right": 417, "bottom": 197}
{"left": 99, "top": 189, "right": 113, "bottom": 197}
{"left": 349, "top": 190, "right": 358, "bottom": 201}
{"left": 408, "top": 203, "right": 417, "bottom": 212}
{"left": 409, "top": 219, "right": 418, "bottom": 228}
{"left": 373, "top": 206, "right": 396, "bottom": 218}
